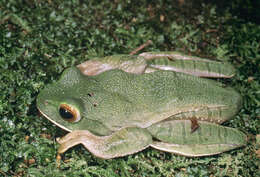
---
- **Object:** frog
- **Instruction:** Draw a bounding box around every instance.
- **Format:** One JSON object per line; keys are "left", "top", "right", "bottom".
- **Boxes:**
{"left": 37, "top": 51, "right": 247, "bottom": 159}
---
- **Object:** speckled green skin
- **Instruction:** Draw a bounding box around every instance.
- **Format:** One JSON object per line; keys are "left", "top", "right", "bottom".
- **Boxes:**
{"left": 37, "top": 54, "right": 246, "bottom": 158}
{"left": 37, "top": 66, "right": 241, "bottom": 134}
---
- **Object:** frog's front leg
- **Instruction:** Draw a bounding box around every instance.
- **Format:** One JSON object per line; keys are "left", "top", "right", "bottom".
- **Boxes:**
{"left": 57, "top": 127, "right": 152, "bottom": 159}
{"left": 147, "top": 120, "right": 247, "bottom": 157}
{"left": 140, "top": 52, "right": 236, "bottom": 78}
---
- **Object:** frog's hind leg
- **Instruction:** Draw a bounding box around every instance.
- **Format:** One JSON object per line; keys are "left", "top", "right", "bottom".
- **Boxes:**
{"left": 147, "top": 120, "right": 246, "bottom": 157}
{"left": 139, "top": 52, "right": 236, "bottom": 78}
{"left": 173, "top": 96, "right": 242, "bottom": 125}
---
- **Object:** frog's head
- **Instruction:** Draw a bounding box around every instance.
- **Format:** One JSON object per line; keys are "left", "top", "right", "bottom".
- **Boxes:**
{"left": 37, "top": 67, "right": 89, "bottom": 132}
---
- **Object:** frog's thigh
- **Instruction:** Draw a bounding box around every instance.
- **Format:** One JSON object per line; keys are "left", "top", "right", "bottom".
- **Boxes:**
{"left": 147, "top": 120, "right": 246, "bottom": 156}
{"left": 57, "top": 128, "right": 153, "bottom": 159}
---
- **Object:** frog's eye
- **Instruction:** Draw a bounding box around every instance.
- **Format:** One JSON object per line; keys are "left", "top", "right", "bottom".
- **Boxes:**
{"left": 59, "top": 104, "right": 81, "bottom": 123}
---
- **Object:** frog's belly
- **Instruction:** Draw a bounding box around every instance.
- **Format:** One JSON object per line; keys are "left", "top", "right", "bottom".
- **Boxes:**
{"left": 96, "top": 70, "right": 242, "bottom": 130}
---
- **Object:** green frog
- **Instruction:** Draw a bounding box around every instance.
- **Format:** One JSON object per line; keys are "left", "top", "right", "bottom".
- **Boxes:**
{"left": 37, "top": 52, "right": 246, "bottom": 159}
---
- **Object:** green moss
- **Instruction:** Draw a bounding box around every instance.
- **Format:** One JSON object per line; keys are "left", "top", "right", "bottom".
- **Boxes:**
{"left": 0, "top": 0, "right": 259, "bottom": 176}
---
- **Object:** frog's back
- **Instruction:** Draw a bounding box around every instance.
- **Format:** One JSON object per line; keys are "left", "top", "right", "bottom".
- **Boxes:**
{"left": 92, "top": 69, "right": 241, "bottom": 128}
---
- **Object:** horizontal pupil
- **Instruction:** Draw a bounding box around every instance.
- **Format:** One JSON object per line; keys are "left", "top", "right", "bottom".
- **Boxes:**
{"left": 59, "top": 107, "right": 74, "bottom": 120}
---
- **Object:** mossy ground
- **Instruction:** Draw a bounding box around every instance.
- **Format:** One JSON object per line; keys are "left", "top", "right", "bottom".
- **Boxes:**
{"left": 0, "top": 0, "right": 259, "bottom": 176}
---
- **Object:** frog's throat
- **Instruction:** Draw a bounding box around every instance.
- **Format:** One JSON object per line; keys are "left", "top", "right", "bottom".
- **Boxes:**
{"left": 38, "top": 108, "right": 72, "bottom": 132}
